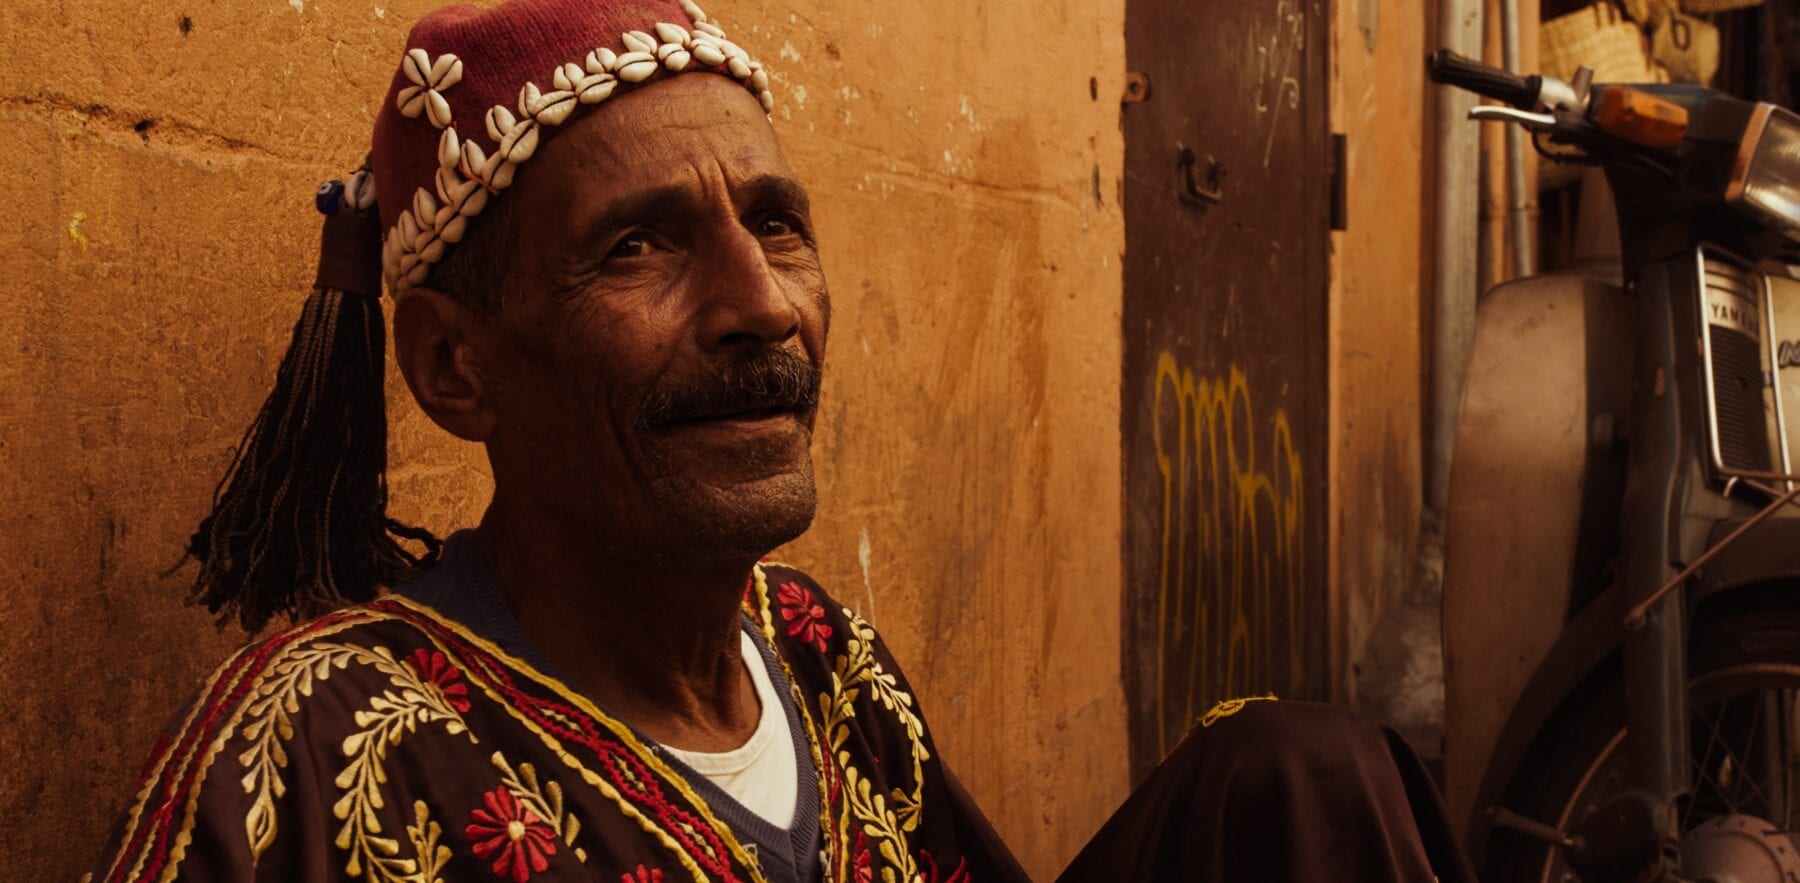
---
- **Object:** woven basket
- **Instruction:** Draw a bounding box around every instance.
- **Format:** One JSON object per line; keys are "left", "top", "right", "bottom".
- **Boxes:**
{"left": 1679, "top": 0, "right": 1762, "bottom": 12}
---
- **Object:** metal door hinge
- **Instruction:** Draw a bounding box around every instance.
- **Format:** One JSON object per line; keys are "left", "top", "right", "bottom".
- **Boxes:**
{"left": 1330, "top": 132, "right": 1348, "bottom": 231}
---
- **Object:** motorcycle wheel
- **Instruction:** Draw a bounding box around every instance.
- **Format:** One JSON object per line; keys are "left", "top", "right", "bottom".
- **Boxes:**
{"left": 1479, "top": 601, "right": 1800, "bottom": 882}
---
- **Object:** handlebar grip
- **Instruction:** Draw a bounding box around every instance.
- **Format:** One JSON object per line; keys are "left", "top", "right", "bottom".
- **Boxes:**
{"left": 1428, "top": 49, "right": 1538, "bottom": 108}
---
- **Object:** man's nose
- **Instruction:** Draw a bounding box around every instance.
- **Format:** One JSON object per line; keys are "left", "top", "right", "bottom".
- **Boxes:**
{"left": 694, "top": 229, "right": 801, "bottom": 353}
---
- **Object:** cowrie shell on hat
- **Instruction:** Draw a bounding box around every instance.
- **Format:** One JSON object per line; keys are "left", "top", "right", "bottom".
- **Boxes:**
{"left": 618, "top": 57, "right": 660, "bottom": 82}
{"left": 436, "top": 128, "right": 462, "bottom": 170}
{"left": 484, "top": 106, "right": 517, "bottom": 143}
{"left": 531, "top": 89, "right": 579, "bottom": 125}
{"left": 425, "top": 90, "right": 454, "bottom": 128}
{"left": 498, "top": 121, "right": 539, "bottom": 164}
{"left": 621, "top": 30, "right": 656, "bottom": 54}
{"left": 439, "top": 213, "right": 469, "bottom": 244}
{"left": 428, "top": 54, "right": 463, "bottom": 89}
{"left": 488, "top": 160, "right": 518, "bottom": 191}
{"left": 402, "top": 48, "right": 434, "bottom": 86}
{"left": 585, "top": 47, "right": 618, "bottom": 74}
{"left": 576, "top": 76, "right": 617, "bottom": 104}
{"left": 411, "top": 188, "right": 439, "bottom": 224}
{"left": 691, "top": 42, "right": 727, "bottom": 66}
{"left": 397, "top": 211, "right": 420, "bottom": 247}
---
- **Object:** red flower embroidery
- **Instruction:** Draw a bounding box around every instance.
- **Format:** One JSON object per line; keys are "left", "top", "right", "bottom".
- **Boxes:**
{"left": 622, "top": 866, "right": 663, "bottom": 883}
{"left": 466, "top": 788, "right": 558, "bottom": 882}
{"left": 407, "top": 648, "right": 472, "bottom": 713}
{"left": 920, "top": 850, "right": 970, "bottom": 883}
{"left": 777, "top": 582, "right": 833, "bottom": 653}
{"left": 852, "top": 831, "right": 874, "bottom": 883}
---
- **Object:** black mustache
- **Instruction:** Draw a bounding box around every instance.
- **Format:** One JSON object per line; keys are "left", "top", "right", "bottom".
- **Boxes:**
{"left": 635, "top": 349, "right": 821, "bottom": 430}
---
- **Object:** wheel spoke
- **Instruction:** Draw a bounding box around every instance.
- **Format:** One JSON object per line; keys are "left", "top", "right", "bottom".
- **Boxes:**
{"left": 1735, "top": 693, "right": 1773, "bottom": 816}
{"left": 1526, "top": 660, "right": 1800, "bottom": 883}
{"left": 1689, "top": 701, "right": 1732, "bottom": 828}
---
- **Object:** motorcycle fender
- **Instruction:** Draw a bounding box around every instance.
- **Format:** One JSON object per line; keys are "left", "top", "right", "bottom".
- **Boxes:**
{"left": 1443, "top": 272, "right": 1633, "bottom": 833}
{"left": 1462, "top": 583, "right": 1625, "bottom": 869}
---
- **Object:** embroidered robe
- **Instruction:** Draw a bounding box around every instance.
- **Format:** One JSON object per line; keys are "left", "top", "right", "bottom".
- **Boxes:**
{"left": 86, "top": 564, "right": 1025, "bottom": 883}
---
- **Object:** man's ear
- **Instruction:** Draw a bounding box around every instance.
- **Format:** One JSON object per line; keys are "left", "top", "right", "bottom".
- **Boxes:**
{"left": 392, "top": 288, "right": 497, "bottom": 443}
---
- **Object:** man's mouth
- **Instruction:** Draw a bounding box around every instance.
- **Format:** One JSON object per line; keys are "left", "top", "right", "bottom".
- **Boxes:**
{"left": 710, "top": 405, "right": 794, "bottom": 421}
{"left": 659, "top": 399, "right": 807, "bottom": 431}
{"left": 681, "top": 405, "right": 796, "bottom": 424}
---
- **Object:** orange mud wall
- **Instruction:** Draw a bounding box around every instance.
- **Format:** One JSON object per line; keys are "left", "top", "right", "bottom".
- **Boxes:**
{"left": 1328, "top": 0, "right": 1431, "bottom": 723}
{"left": 0, "top": 0, "right": 1128, "bottom": 877}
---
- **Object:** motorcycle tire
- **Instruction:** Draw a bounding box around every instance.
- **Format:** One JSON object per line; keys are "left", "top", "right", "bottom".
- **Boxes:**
{"left": 1477, "top": 594, "right": 1800, "bottom": 883}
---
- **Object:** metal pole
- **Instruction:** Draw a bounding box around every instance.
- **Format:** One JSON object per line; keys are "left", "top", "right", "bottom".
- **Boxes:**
{"left": 1426, "top": 0, "right": 1484, "bottom": 518}
{"left": 1501, "top": 0, "right": 1533, "bottom": 278}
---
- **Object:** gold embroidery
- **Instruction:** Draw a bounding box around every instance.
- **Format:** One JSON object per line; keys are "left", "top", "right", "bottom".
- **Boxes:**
{"left": 122, "top": 638, "right": 269, "bottom": 882}
{"left": 132, "top": 614, "right": 384, "bottom": 883}
{"left": 678, "top": 819, "right": 721, "bottom": 864}
{"left": 405, "top": 801, "right": 451, "bottom": 883}
{"left": 328, "top": 644, "right": 475, "bottom": 881}
{"left": 843, "top": 766, "right": 919, "bottom": 882}
{"left": 490, "top": 752, "right": 590, "bottom": 863}
{"left": 750, "top": 565, "right": 778, "bottom": 646}
{"left": 1199, "top": 694, "right": 1278, "bottom": 728}
{"left": 538, "top": 704, "right": 583, "bottom": 732}
{"left": 239, "top": 643, "right": 380, "bottom": 860}
{"left": 376, "top": 595, "right": 765, "bottom": 883}
{"left": 809, "top": 603, "right": 931, "bottom": 882}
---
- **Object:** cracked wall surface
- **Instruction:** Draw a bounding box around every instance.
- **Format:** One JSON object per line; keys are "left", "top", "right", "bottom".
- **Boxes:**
{"left": 0, "top": 0, "right": 1128, "bottom": 877}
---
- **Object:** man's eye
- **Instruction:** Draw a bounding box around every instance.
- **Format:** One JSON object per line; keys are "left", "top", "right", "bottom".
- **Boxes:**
{"left": 608, "top": 235, "right": 651, "bottom": 260}
{"left": 756, "top": 215, "right": 804, "bottom": 238}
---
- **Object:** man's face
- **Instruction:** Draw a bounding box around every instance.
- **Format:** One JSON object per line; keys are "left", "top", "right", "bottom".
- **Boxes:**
{"left": 459, "top": 74, "right": 828, "bottom": 563}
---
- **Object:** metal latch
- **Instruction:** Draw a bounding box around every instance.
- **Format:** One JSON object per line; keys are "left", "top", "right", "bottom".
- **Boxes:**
{"left": 1178, "top": 147, "right": 1225, "bottom": 206}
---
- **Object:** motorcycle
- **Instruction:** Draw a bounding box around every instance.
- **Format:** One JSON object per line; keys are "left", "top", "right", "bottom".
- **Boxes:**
{"left": 1430, "top": 50, "right": 1800, "bottom": 881}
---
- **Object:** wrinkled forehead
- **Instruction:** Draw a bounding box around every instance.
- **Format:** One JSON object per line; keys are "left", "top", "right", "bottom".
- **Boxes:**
{"left": 523, "top": 74, "right": 790, "bottom": 205}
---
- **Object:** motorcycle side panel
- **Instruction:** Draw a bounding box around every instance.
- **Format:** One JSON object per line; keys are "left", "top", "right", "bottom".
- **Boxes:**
{"left": 1443, "top": 272, "right": 1633, "bottom": 832}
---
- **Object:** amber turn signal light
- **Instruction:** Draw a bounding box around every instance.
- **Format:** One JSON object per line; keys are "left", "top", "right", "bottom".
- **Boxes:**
{"left": 1592, "top": 86, "right": 1689, "bottom": 148}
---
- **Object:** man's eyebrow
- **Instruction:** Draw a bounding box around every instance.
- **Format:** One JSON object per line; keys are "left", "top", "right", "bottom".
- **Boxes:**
{"left": 568, "top": 175, "right": 811, "bottom": 255}
{"left": 582, "top": 183, "right": 697, "bottom": 239}
{"left": 737, "top": 174, "right": 811, "bottom": 214}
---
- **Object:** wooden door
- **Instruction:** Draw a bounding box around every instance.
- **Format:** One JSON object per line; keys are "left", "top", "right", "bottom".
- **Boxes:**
{"left": 1120, "top": 0, "right": 1333, "bottom": 776}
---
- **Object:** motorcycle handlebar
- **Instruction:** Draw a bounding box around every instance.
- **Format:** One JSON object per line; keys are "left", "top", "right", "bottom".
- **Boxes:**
{"left": 1428, "top": 49, "right": 1539, "bottom": 109}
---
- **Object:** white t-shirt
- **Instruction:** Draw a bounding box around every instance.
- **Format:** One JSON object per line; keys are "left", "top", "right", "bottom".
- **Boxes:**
{"left": 660, "top": 631, "right": 800, "bottom": 829}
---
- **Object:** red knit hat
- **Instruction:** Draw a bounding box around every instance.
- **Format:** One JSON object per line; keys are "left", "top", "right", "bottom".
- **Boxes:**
{"left": 360, "top": 0, "right": 773, "bottom": 292}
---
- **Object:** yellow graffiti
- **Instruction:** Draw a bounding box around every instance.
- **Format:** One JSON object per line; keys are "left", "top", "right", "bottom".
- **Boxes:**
{"left": 1151, "top": 352, "right": 1306, "bottom": 755}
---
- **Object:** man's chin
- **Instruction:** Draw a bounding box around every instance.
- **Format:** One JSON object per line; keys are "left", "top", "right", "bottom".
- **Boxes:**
{"left": 660, "top": 465, "right": 819, "bottom": 560}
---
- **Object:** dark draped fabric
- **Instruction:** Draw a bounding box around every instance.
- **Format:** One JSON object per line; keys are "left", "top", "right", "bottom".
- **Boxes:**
{"left": 1059, "top": 699, "right": 1477, "bottom": 883}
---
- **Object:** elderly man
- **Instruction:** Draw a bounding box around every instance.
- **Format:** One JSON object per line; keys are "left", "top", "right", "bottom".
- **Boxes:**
{"left": 86, "top": 1, "right": 1475, "bottom": 880}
